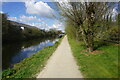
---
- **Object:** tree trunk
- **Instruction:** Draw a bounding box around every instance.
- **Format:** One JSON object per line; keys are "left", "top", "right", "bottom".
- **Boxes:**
{"left": 85, "top": 3, "right": 95, "bottom": 52}
{"left": 87, "top": 31, "right": 94, "bottom": 52}
{"left": 79, "top": 25, "right": 88, "bottom": 48}
{"left": 87, "top": 20, "right": 94, "bottom": 52}
{"left": 79, "top": 24, "right": 94, "bottom": 52}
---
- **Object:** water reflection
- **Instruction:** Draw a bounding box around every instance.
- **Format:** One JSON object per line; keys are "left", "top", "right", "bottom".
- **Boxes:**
{"left": 2, "top": 37, "right": 59, "bottom": 70}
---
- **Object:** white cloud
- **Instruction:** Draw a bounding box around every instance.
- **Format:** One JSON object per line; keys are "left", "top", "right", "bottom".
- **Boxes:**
{"left": 19, "top": 15, "right": 41, "bottom": 23}
{"left": 25, "top": 0, "right": 54, "bottom": 18}
{"left": 0, "top": 11, "right": 4, "bottom": 13}
{"left": 8, "top": 17, "right": 18, "bottom": 21}
{"left": 8, "top": 15, "right": 41, "bottom": 23}
{"left": 48, "top": 21, "right": 64, "bottom": 31}
{"left": 8, "top": 15, "right": 46, "bottom": 29}
{"left": 28, "top": 21, "right": 64, "bottom": 31}
{"left": 1, "top": 0, "right": 26, "bottom": 2}
{"left": 27, "top": 22, "right": 49, "bottom": 30}
{"left": 52, "top": 24, "right": 58, "bottom": 28}
{"left": 8, "top": 15, "right": 64, "bottom": 31}
{"left": 112, "top": 7, "right": 118, "bottom": 21}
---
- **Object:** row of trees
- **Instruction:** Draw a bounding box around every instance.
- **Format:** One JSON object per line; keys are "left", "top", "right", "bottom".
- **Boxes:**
{"left": 56, "top": 2, "right": 119, "bottom": 52}
{"left": 2, "top": 13, "right": 63, "bottom": 43}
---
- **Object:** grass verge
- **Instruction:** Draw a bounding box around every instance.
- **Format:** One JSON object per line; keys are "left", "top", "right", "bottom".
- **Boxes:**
{"left": 2, "top": 36, "right": 64, "bottom": 78}
{"left": 68, "top": 36, "right": 119, "bottom": 78}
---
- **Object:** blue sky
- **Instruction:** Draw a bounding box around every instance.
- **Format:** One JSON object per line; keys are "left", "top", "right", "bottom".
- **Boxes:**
{"left": 1, "top": 0, "right": 119, "bottom": 31}
{"left": 1, "top": 0, "right": 64, "bottom": 31}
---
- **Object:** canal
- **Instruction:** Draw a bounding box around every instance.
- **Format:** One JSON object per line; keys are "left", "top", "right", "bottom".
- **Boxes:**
{"left": 2, "top": 37, "right": 59, "bottom": 70}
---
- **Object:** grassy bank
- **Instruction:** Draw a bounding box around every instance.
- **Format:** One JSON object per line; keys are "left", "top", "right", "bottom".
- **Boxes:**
{"left": 2, "top": 36, "right": 64, "bottom": 78}
{"left": 68, "top": 36, "right": 118, "bottom": 78}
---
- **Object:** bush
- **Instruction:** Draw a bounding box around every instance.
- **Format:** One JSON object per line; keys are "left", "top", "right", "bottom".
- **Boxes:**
{"left": 104, "top": 26, "right": 119, "bottom": 43}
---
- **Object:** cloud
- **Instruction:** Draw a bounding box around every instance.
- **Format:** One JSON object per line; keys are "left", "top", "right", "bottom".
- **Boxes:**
{"left": 1, "top": 0, "right": 26, "bottom": 2}
{"left": 29, "top": 22, "right": 49, "bottom": 30}
{"left": 0, "top": 11, "right": 4, "bottom": 13}
{"left": 48, "top": 21, "right": 64, "bottom": 31}
{"left": 28, "top": 21, "right": 64, "bottom": 31}
{"left": 112, "top": 7, "right": 118, "bottom": 21}
{"left": 19, "top": 15, "right": 41, "bottom": 23}
{"left": 25, "top": 0, "right": 54, "bottom": 18}
{"left": 8, "top": 15, "right": 48, "bottom": 29}
{"left": 8, "top": 15, "right": 64, "bottom": 31}
{"left": 8, "top": 15, "right": 41, "bottom": 23}
{"left": 8, "top": 17, "right": 18, "bottom": 21}
{"left": 8, "top": 15, "right": 45, "bottom": 29}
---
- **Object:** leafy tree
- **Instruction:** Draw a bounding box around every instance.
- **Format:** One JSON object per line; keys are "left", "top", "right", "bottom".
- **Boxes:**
{"left": 2, "top": 13, "right": 63, "bottom": 43}
{"left": 57, "top": 2, "right": 115, "bottom": 52}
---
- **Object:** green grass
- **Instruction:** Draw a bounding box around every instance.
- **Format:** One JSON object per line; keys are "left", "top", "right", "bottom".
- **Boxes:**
{"left": 2, "top": 36, "right": 64, "bottom": 78}
{"left": 68, "top": 36, "right": 119, "bottom": 78}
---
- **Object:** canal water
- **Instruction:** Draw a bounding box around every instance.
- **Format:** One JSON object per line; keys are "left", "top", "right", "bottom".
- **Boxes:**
{"left": 2, "top": 38, "right": 59, "bottom": 70}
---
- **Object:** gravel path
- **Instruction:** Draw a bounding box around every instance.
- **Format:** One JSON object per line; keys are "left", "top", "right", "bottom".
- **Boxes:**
{"left": 37, "top": 35, "right": 83, "bottom": 78}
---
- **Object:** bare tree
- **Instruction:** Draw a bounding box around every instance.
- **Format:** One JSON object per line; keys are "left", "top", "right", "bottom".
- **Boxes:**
{"left": 56, "top": 1, "right": 115, "bottom": 52}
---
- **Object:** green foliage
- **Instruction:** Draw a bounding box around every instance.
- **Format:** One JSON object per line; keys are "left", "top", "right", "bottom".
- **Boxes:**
{"left": 63, "top": 3, "right": 119, "bottom": 52}
{"left": 2, "top": 68, "right": 16, "bottom": 78}
{"left": 2, "top": 13, "right": 62, "bottom": 43}
{"left": 68, "top": 35, "right": 118, "bottom": 78}
{"left": 65, "top": 24, "right": 76, "bottom": 39}
{"left": 65, "top": 20, "right": 82, "bottom": 41}
{"left": 2, "top": 36, "right": 64, "bottom": 78}
{"left": 2, "top": 13, "right": 23, "bottom": 42}
{"left": 108, "top": 25, "right": 119, "bottom": 37}
{"left": 100, "top": 24, "right": 119, "bottom": 43}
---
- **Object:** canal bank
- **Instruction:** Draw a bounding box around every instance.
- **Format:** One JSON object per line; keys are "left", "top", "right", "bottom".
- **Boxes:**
{"left": 2, "top": 36, "right": 64, "bottom": 78}
{"left": 2, "top": 37, "right": 59, "bottom": 70}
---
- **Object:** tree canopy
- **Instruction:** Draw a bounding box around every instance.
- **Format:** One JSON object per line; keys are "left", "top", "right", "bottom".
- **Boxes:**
{"left": 56, "top": 2, "right": 119, "bottom": 52}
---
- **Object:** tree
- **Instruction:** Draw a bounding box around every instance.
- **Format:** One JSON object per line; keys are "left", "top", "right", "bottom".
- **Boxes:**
{"left": 57, "top": 2, "right": 115, "bottom": 52}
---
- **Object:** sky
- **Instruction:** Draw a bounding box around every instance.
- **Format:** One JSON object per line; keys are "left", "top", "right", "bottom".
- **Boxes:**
{"left": 1, "top": 0, "right": 65, "bottom": 31}
{"left": 0, "top": 0, "right": 119, "bottom": 31}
